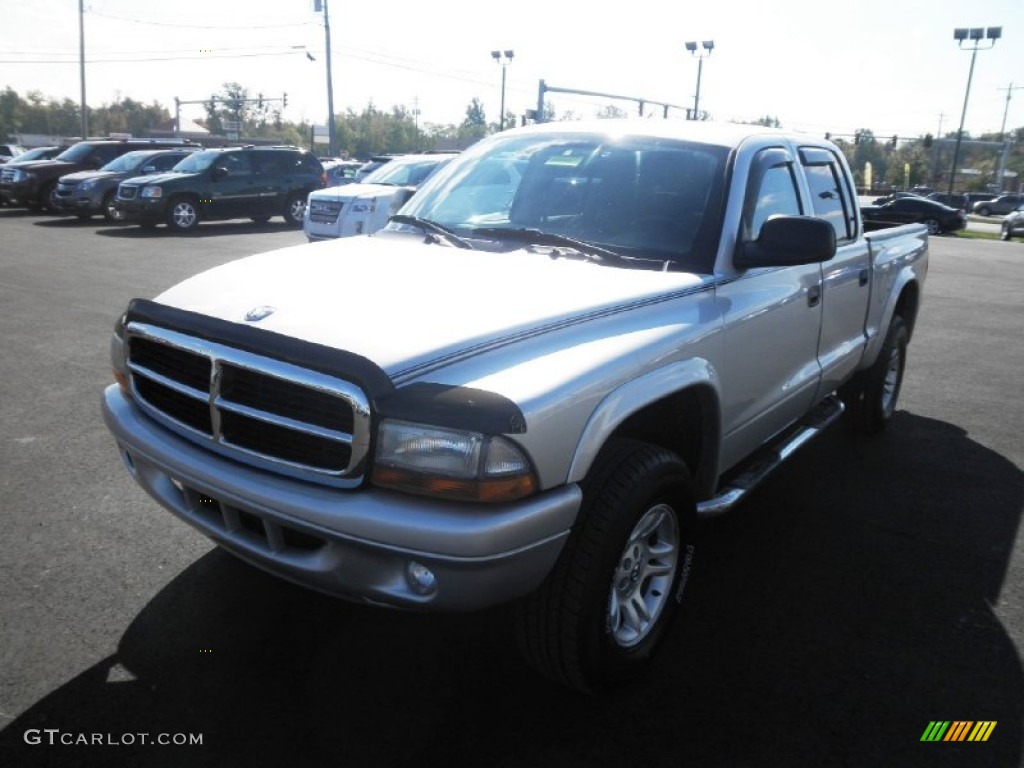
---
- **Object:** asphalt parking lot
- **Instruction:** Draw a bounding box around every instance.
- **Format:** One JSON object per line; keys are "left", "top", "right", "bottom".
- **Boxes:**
{"left": 0, "top": 210, "right": 1021, "bottom": 768}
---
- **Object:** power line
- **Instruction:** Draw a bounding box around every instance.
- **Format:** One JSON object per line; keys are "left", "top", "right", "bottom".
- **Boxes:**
{"left": 86, "top": 10, "right": 316, "bottom": 30}
{"left": 0, "top": 51, "right": 305, "bottom": 64}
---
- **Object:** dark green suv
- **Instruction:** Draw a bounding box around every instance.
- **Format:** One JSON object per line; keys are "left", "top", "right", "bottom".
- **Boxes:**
{"left": 115, "top": 146, "right": 325, "bottom": 232}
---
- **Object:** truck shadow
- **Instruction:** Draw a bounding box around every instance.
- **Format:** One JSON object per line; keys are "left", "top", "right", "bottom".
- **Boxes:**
{"left": 2, "top": 413, "right": 1021, "bottom": 767}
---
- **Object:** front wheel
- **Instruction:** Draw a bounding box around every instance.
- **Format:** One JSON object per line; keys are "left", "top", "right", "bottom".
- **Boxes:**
{"left": 102, "top": 191, "right": 124, "bottom": 223}
{"left": 283, "top": 194, "right": 306, "bottom": 226}
{"left": 166, "top": 197, "right": 200, "bottom": 232}
{"left": 514, "top": 439, "right": 696, "bottom": 692}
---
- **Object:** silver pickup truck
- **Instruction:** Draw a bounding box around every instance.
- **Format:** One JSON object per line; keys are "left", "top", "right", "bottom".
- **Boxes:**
{"left": 102, "top": 120, "right": 927, "bottom": 692}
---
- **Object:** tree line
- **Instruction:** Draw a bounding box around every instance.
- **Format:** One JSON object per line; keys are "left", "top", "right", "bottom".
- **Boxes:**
{"left": 2, "top": 83, "right": 1021, "bottom": 190}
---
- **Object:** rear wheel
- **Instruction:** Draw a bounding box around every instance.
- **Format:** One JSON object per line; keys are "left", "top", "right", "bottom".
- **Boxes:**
{"left": 977, "top": 206, "right": 992, "bottom": 217}
{"left": 283, "top": 194, "right": 306, "bottom": 226}
{"left": 166, "top": 197, "right": 200, "bottom": 232}
{"left": 923, "top": 218, "right": 940, "bottom": 235}
{"left": 514, "top": 439, "right": 696, "bottom": 692}
{"left": 841, "top": 315, "right": 908, "bottom": 434}
{"left": 1001, "top": 222, "right": 1012, "bottom": 241}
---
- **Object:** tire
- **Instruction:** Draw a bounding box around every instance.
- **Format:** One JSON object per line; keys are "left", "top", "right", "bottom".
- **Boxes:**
{"left": 977, "top": 206, "right": 991, "bottom": 217}
{"left": 841, "top": 315, "right": 908, "bottom": 434}
{"left": 166, "top": 196, "right": 200, "bottom": 232}
{"left": 283, "top": 194, "right": 306, "bottom": 226}
{"left": 1001, "top": 222, "right": 1012, "bottom": 241}
{"left": 102, "top": 191, "right": 124, "bottom": 223}
{"left": 41, "top": 182, "right": 60, "bottom": 213}
{"left": 923, "top": 218, "right": 941, "bottom": 235}
{"left": 514, "top": 439, "right": 696, "bottom": 692}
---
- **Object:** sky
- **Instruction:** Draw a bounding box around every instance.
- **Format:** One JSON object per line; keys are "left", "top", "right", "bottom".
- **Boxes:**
{"left": 2, "top": 0, "right": 1024, "bottom": 142}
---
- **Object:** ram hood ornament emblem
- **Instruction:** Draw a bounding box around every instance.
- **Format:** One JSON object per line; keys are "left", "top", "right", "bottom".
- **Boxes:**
{"left": 244, "top": 305, "right": 276, "bottom": 322}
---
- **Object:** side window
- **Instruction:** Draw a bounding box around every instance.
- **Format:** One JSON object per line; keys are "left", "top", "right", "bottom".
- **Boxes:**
{"left": 742, "top": 149, "right": 802, "bottom": 240}
{"left": 252, "top": 152, "right": 291, "bottom": 176}
{"left": 214, "top": 152, "right": 252, "bottom": 177}
{"left": 92, "top": 146, "right": 121, "bottom": 166}
{"left": 800, "top": 148, "right": 854, "bottom": 242}
{"left": 153, "top": 154, "right": 181, "bottom": 171}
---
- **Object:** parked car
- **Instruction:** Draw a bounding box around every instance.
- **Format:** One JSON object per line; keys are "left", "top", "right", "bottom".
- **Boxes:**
{"left": 115, "top": 145, "right": 325, "bottom": 232}
{"left": 972, "top": 194, "right": 1024, "bottom": 217}
{"left": 0, "top": 138, "right": 199, "bottom": 211}
{"left": 871, "top": 191, "right": 923, "bottom": 205}
{"left": 322, "top": 159, "right": 362, "bottom": 187}
{"left": 1000, "top": 203, "right": 1024, "bottom": 241}
{"left": 353, "top": 154, "right": 398, "bottom": 182}
{"left": 926, "top": 191, "right": 967, "bottom": 210}
{"left": 962, "top": 192, "right": 997, "bottom": 212}
{"left": 304, "top": 152, "right": 457, "bottom": 241}
{"left": 7, "top": 146, "right": 63, "bottom": 163}
{"left": 52, "top": 148, "right": 199, "bottom": 222}
{"left": 861, "top": 196, "right": 966, "bottom": 235}
{"left": 0, "top": 143, "right": 26, "bottom": 163}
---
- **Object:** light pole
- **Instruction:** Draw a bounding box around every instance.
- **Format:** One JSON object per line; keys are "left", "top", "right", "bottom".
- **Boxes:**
{"left": 78, "top": 0, "right": 87, "bottom": 138}
{"left": 947, "top": 26, "right": 1001, "bottom": 197}
{"left": 491, "top": 50, "right": 514, "bottom": 131}
{"left": 685, "top": 40, "right": 714, "bottom": 120}
{"left": 996, "top": 82, "right": 1022, "bottom": 191}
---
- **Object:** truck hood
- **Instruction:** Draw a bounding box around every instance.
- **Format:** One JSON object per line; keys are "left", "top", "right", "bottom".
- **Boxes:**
{"left": 309, "top": 182, "right": 406, "bottom": 203}
{"left": 60, "top": 170, "right": 121, "bottom": 183}
{"left": 121, "top": 171, "right": 195, "bottom": 186}
{"left": 153, "top": 234, "right": 708, "bottom": 379}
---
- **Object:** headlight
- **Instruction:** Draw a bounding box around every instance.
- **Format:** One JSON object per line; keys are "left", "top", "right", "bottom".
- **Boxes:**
{"left": 140, "top": 186, "right": 163, "bottom": 199}
{"left": 78, "top": 180, "right": 96, "bottom": 191}
{"left": 349, "top": 199, "right": 375, "bottom": 214}
{"left": 111, "top": 312, "right": 130, "bottom": 396}
{"left": 371, "top": 419, "right": 536, "bottom": 502}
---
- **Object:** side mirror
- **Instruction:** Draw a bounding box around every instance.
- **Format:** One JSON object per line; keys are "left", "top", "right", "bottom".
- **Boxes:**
{"left": 735, "top": 215, "right": 836, "bottom": 269}
{"left": 141, "top": 166, "right": 157, "bottom": 174}
{"left": 212, "top": 166, "right": 229, "bottom": 180}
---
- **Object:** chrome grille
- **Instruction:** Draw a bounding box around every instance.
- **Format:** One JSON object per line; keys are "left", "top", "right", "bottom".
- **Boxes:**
{"left": 1, "top": 168, "right": 15, "bottom": 184}
{"left": 55, "top": 182, "right": 76, "bottom": 199}
{"left": 125, "top": 323, "right": 371, "bottom": 487}
{"left": 309, "top": 199, "right": 343, "bottom": 223}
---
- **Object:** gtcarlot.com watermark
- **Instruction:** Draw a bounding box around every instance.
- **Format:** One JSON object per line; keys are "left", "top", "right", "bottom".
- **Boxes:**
{"left": 24, "top": 729, "right": 203, "bottom": 747}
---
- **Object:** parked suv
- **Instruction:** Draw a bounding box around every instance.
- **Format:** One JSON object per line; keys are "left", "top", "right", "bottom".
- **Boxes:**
{"left": 52, "top": 148, "right": 198, "bottom": 222}
{"left": 972, "top": 194, "right": 1024, "bottom": 217}
{"left": 115, "top": 146, "right": 324, "bottom": 232}
{"left": 304, "top": 152, "right": 457, "bottom": 241}
{"left": 1, "top": 143, "right": 25, "bottom": 164}
{"left": 0, "top": 138, "right": 199, "bottom": 211}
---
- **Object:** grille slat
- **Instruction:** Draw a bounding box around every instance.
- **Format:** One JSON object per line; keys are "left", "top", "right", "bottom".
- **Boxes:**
{"left": 125, "top": 325, "right": 368, "bottom": 485}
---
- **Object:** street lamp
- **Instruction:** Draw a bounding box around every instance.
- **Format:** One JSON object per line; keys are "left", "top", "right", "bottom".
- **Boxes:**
{"left": 947, "top": 26, "right": 1001, "bottom": 197}
{"left": 685, "top": 40, "right": 714, "bottom": 120}
{"left": 491, "top": 49, "right": 514, "bottom": 131}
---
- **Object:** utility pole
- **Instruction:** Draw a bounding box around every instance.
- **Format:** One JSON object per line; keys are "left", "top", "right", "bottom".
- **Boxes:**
{"left": 321, "top": 0, "right": 336, "bottom": 157}
{"left": 78, "top": 0, "right": 88, "bottom": 138}
{"left": 947, "top": 27, "right": 1001, "bottom": 197}
{"left": 996, "top": 83, "right": 1023, "bottom": 191}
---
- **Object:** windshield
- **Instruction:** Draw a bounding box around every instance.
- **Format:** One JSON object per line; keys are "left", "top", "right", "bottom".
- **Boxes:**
{"left": 100, "top": 151, "right": 151, "bottom": 172}
{"left": 396, "top": 131, "right": 729, "bottom": 272}
{"left": 362, "top": 158, "right": 449, "bottom": 187}
{"left": 172, "top": 151, "right": 220, "bottom": 173}
{"left": 55, "top": 143, "right": 96, "bottom": 163}
{"left": 13, "top": 147, "right": 55, "bottom": 162}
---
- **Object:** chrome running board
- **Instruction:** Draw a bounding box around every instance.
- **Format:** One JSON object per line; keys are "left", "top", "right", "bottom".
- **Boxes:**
{"left": 696, "top": 395, "right": 845, "bottom": 518}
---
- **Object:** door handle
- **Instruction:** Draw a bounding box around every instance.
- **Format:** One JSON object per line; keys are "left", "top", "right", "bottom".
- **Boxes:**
{"left": 807, "top": 284, "right": 821, "bottom": 308}
{"left": 859, "top": 268, "right": 869, "bottom": 287}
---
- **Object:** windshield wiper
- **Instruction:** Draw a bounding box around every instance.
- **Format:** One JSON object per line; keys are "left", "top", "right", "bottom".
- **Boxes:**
{"left": 389, "top": 214, "right": 473, "bottom": 249}
{"left": 471, "top": 226, "right": 630, "bottom": 265}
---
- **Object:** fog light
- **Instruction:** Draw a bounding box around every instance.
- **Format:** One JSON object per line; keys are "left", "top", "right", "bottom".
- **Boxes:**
{"left": 405, "top": 561, "right": 437, "bottom": 595}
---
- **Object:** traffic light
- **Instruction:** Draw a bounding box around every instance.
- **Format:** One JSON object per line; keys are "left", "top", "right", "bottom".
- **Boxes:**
{"left": 282, "top": 92, "right": 288, "bottom": 108}
{"left": 825, "top": 132, "right": 831, "bottom": 141}
{"left": 854, "top": 132, "right": 861, "bottom": 145}
{"left": 923, "top": 133, "right": 934, "bottom": 148}
{"left": 890, "top": 135, "right": 898, "bottom": 148}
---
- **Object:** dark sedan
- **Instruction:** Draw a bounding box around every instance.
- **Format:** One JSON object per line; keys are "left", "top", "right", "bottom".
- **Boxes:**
{"left": 861, "top": 197, "right": 966, "bottom": 235}
{"left": 1000, "top": 203, "right": 1024, "bottom": 241}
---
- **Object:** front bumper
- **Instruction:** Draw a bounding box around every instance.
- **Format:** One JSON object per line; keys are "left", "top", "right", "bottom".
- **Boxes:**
{"left": 102, "top": 385, "right": 579, "bottom": 611}
{"left": 115, "top": 197, "right": 167, "bottom": 222}
{"left": 0, "top": 180, "right": 35, "bottom": 206}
